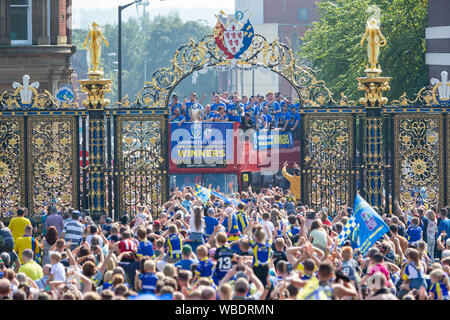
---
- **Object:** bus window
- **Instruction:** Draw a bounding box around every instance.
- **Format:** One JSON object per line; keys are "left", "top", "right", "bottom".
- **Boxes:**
{"left": 170, "top": 173, "right": 200, "bottom": 190}
{"left": 202, "top": 174, "right": 226, "bottom": 192}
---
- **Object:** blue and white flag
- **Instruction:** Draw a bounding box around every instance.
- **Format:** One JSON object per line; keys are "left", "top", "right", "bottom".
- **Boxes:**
{"left": 337, "top": 216, "right": 358, "bottom": 247}
{"left": 353, "top": 194, "right": 389, "bottom": 255}
{"left": 211, "top": 191, "right": 240, "bottom": 206}
{"left": 195, "top": 185, "right": 212, "bottom": 205}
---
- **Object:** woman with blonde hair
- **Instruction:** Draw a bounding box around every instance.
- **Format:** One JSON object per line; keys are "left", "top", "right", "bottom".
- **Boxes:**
{"left": 425, "top": 210, "right": 438, "bottom": 261}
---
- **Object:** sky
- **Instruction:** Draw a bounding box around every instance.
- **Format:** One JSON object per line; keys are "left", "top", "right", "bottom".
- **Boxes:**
{"left": 72, "top": 0, "right": 234, "bottom": 10}
{"left": 71, "top": 0, "right": 235, "bottom": 27}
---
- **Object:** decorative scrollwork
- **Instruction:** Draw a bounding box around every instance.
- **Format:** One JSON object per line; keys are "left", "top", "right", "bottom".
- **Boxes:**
{"left": 0, "top": 87, "right": 79, "bottom": 111}
{"left": 29, "top": 118, "right": 77, "bottom": 214}
{"left": 395, "top": 115, "right": 443, "bottom": 209}
{"left": 304, "top": 116, "right": 354, "bottom": 210}
{"left": 119, "top": 118, "right": 167, "bottom": 215}
{"left": 391, "top": 86, "right": 435, "bottom": 107}
{"left": 0, "top": 119, "right": 24, "bottom": 217}
{"left": 114, "top": 32, "right": 340, "bottom": 109}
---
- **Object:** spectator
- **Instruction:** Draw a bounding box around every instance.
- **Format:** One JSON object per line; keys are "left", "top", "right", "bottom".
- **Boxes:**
{"left": 18, "top": 249, "right": 43, "bottom": 281}
{"left": 61, "top": 210, "right": 85, "bottom": 250}
{"left": 14, "top": 225, "right": 39, "bottom": 265}
{"left": 8, "top": 208, "right": 31, "bottom": 242}
{"left": 45, "top": 206, "right": 64, "bottom": 236}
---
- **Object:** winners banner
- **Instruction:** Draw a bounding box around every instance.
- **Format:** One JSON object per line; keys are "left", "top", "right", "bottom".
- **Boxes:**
{"left": 252, "top": 130, "right": 294, "bottom": 150}
{"left": 170, "top": 122, "right": 234, "bottom": 168}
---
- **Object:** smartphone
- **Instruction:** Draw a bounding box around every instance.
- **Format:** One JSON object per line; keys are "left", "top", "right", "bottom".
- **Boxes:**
{"left": 287, "top": 263, "right": 293, "bottom": 273}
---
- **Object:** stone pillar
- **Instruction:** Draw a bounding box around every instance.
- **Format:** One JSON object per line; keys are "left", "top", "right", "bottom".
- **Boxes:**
{"left": 37, "top": 0, "right": 49, "bottom": 45}
{"left": 0, "top": 0, "right": 10, "bottom": 45}
{"left": 79, "top": 71, "right": 112, "bottom": 217}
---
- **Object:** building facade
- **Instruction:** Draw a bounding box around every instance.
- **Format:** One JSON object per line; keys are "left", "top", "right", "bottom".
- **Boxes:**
{"left": 0, "top": 0, "right": 75, "bottom": 93}
{"left": 426, "top": 0, "right": 450, "bottom": 82}
{"left": 233, "top": 0, "right": 321, "bottom": 98}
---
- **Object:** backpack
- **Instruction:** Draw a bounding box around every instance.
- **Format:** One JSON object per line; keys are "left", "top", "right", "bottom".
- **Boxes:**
{"left": 0, "top": 229, "right": 14, "bottom": 252}
{"left": 408, "top": 263, "right": 427, "bottom": 290}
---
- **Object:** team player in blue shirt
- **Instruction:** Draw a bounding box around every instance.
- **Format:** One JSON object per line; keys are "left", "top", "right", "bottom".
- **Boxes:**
{"left": 136, "top": 259, "right": 158, "bottom": 294}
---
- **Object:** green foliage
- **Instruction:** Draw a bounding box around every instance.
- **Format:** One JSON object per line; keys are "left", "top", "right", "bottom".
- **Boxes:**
{"left": 73, "top": 13, "right": 216, "bottom": 102}
{"left": 297, "top": 0, "right": 428, "bottom": 102}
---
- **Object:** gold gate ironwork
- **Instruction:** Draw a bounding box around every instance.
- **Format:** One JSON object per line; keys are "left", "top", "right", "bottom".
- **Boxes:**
{"left": 28, "top": 117, "right": 78, "bottom": 215}
{"left": 302, "top": 115, "right": 358, "bottom": 212}
{"left": 394, "top": 114, "right": 445, "bottom": 209}
{"left": 115, "top": 116, "right": 168, "bottom": 216}
{"left": 0, "top": 118, "right": 25, "bottom": 216}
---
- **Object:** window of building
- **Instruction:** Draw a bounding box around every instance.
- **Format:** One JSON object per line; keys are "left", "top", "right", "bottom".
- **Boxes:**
{"left": 10, "top": 0, "right": 32, "bottom": 45}
{"left": 298, "top": 8, "right": 309, "bottom": 22}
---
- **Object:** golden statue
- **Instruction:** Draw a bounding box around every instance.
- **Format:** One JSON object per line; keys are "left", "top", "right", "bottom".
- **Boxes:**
{"left": 83, "top": 21, "right": 109, "bottom": 73}
{"left": 361, "top": 18, "right": 386, "bottom": 71}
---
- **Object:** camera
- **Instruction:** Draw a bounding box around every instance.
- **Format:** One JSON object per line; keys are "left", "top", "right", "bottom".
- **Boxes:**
{"left": 306, "top": 211, "right": 316, "bottom": 220}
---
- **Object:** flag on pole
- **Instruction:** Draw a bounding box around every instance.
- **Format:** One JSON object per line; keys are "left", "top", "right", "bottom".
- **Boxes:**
{"left": 211, "top": 191, "right": 240, "bottom": 206}
{"left": 353, "top": 194, "right": 389, "bottom": 255}
{"left": 195, "top": 185, "right": 212, "bottom": 205}
{"left": 336, "top": 216, "right": 358, "bottom": 247}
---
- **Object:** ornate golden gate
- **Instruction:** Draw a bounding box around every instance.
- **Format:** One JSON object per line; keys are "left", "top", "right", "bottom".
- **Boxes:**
{"left": 0, "top": 86, "right": 81, "bottom": 218}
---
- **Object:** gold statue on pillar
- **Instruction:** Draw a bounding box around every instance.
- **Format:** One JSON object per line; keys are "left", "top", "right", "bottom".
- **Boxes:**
{"left": 361, "top": 18, "right": 386, "bottom": 72}
{"left": 83, "top": 21, "right": 109, "bottom": 74}
{"left": 79, "top": 21, "right": 112, "bottom": 109}
{"left": 357, "top": 16, "right": 390, "bottom": 107}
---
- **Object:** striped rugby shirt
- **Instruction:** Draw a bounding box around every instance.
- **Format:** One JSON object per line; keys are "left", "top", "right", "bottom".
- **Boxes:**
{"left": 62, "top": 220, "right": 85, "bottom": 248}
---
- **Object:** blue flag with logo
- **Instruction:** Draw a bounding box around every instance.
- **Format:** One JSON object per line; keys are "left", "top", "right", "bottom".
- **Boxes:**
{"left": 195, "top": 185, "right": 212, "bottom": 205}
{"left": 211, "top": 191, "right": 240, "bottom": 206}
{"left": 353, "top": 194, "right": 389, "bottom": 255}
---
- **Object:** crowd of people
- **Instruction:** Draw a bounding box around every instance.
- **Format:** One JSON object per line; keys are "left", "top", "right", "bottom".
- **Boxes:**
{"left": 169, "top": 91, "right": 301, "bottom": 135}
{"left": 0, "top": 185, "right": 449, "bottom": 301}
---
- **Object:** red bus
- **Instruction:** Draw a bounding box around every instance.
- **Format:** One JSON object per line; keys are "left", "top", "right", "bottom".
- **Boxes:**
{"left": 169, "top": 122, "right": 300, "bottom": 193}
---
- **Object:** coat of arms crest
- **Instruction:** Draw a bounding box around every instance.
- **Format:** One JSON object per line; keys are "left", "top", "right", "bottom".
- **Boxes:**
{"left": 213, "top": 10, "right": 254, "bottom": 60}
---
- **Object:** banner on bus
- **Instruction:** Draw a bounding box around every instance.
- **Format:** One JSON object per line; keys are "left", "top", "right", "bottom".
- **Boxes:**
{"left": 170, "top": 122, "right": 234, "bottom": 168}
{"left": 251, "top": 130, "right": 294, "bottom": 150}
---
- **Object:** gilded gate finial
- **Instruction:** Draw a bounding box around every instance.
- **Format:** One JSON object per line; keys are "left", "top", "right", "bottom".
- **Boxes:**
{"left": 357, "top": 14, "right": 391, "bottom": 107}
{"left": 83, "top": 21, "right": 109, "bottom": 75}
{"left": 79, "top": 22, "right": 112, "bottom": 110}
{"left": 361, "top": 18, "right": 386, "bottom": 73}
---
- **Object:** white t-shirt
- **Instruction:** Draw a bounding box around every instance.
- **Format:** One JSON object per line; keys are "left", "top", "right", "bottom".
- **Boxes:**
{"left": 86, "top": 235, "right": 104, "bottom": 247}
{"left": 189, "top": 216, "right": 205, "bottom": 233}
{"left": 51, "top": 262, "right": 66, "bottom": 282}
{"left": 260, "top": 220, "right": 274, "bottom": 241}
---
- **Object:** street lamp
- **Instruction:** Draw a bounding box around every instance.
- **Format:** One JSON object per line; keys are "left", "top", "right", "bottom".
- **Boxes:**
{"left": 118, "top": 0, "right": 149, "bottom": 101}
{"left": 137, "top": 0, "right": 150, "bottom": 15}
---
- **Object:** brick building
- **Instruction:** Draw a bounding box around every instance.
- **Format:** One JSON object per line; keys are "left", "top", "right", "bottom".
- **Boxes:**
{"left": 426, "top": 0, "right": 450, "bottom": 82}
{"left": 0, "top": 0, "right": 75, "bottom": 93}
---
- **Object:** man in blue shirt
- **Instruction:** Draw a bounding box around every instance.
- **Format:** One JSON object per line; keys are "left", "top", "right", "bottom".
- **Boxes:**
{"left": 183, "top": 92, "right": 203, "bottom": 122}
{"left": 213, "top": 105, "right": 229, "bottom": 122}
{"left": 287, "top": 105, "right": 301, "bottom": 139}
{"left": 244, "top": 100, "right": 256, "bottom": 121}
{"left": 227, "top": 95, "right": 244, "bottom": 117}
{"left": 261, "top": 106, "right": 274, "bottom": 129}
{"left": 202, "top": 104, "right": 214, "bottom": 121}
{"left": 210, "top": 94, "right": 226, "bottom": 113}
{"left": 169, "top": 108, "right": 185, "bottom": 124}
{"left": 275, "top": 92, "right": 285, "bottom": 112}
{"left": 438, "top": 208, "right": 450, "bottom": 241}
{"left": 169, "top": 94, "right": 182, "bottom": 116}
{"left": 276, "top": 103, "right": 291, "bottom": 131}
{"left": 174, "top": 245, "right": 197, "bottom": 271}
{"left": 263, "top": 92, "right": 280, "bottom": 115}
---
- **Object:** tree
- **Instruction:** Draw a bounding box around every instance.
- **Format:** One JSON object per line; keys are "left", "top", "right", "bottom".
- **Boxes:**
{"left": 297, "top": 0, "right": 428, "bottom": 102}
{"left": 72, "top": 13, "right": 217, "bottom": 103}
